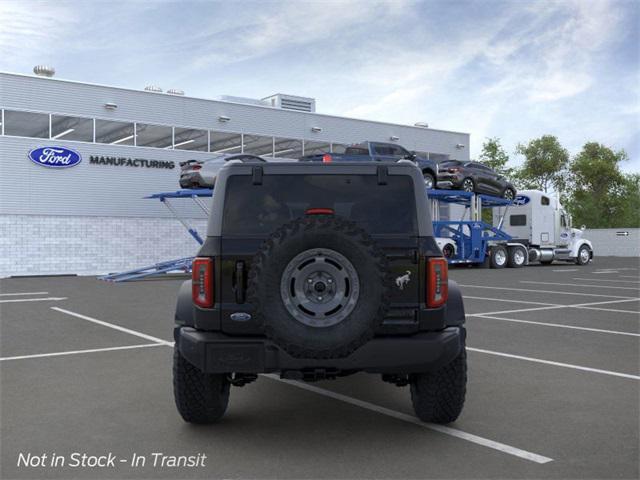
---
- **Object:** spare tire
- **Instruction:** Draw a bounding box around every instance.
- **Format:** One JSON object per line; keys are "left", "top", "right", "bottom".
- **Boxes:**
{"left": 247, "top": 215, "right": 389, "bottom": 359}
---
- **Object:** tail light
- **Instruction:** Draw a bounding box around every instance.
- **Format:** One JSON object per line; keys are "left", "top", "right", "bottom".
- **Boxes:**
{"left": 322, "top": 153, "right": 332, "bottom": 163}
{"left": 192, "top": 257, "right": 214, "bottom": 308}
{"left": 448, "top": 167, "right": 460, "bottom": 173}
{"left": 305, "top": 208, "right": 334, "bottom": 215}
{"left": 426, "top": 257, "right": 448, "bottom": 307}
{"left": 191, "top": 165, "right": 202, "bottom": 170}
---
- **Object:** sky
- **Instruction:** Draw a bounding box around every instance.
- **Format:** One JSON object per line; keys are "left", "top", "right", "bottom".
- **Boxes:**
{"left": 1, "top": 0, "right": 638, "bottom": 172}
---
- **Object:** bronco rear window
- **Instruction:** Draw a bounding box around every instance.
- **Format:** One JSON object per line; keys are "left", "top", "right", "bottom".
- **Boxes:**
{"left": 222, "top": 174, "right": 417, "bottom": 235}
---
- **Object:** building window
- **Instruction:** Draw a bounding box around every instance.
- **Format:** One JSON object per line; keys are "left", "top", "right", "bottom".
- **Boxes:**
{"left": 173, "top": 127, "right": 208, "bottom": 151}
{"left": 135, "top": 123, "right": 173, "bottom": 148}
{"left": 331, "top": 143, "right": 348, "bottom": 154}
{"left": 50, "top": 114, "right": 93, "bottom": 142}
{"left": 244, "top": 134, "right": 274, "bottom": 156}
{"left": 303, "top": 140, "right": 330, "bottom": 156}
{"left": 274, "top": 137, "right": 302, "bottom": 158}
{"left": 210, "top": 131, "right": 243, "bottom": 154}
{"left": 95, "top": 119, "right": 135, "bottom": 145}
{"left": 3, "top": 110, "right": 49, "bottom": 138}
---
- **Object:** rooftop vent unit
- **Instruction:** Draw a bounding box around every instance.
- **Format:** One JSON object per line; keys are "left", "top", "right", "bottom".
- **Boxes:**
{"left": 167, "top": 89, "right": 185, "bottom": 96}
{"left": 144, "top": 85, "right": 163, "bottom": 93}
{"left": 33, "top": 65, "right": 55, "bottom": 77}
{"left": 262, "top": 94, "right": 316, "bottom": 113}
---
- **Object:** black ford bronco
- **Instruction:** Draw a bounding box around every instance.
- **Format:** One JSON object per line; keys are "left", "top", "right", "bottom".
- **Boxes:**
{"left": 173, "top": 160, "right": 467, "bottom": 424}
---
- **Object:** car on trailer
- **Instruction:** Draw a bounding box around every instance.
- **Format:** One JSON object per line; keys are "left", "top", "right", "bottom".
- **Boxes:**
{"left": 173, "top": 159, "right": 467, "bottom": 424}
{"left": 300, "top": 141, "right": 440, "bottom": 190}
{"left": 437, "top": 160, "right": 517, "bottom": 200}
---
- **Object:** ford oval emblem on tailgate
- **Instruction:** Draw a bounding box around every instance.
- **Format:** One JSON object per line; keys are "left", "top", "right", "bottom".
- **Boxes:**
{"left": 230, "top": 312, "right": 252, "bottom": 322}
{"left": 28, "top": 146, "right": 82, "bottom": 168}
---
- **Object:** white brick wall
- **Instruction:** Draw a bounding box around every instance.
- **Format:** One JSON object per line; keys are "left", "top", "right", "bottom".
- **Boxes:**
{"left": 0, "top": 215, "right": 207, "bottom": 277}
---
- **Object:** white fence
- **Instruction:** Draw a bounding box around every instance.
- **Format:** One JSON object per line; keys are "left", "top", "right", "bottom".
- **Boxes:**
{"left": 584, "top": 228, "right": 640, "bottom": 257}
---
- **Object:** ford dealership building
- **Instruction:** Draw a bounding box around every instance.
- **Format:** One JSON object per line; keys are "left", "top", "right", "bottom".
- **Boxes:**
{"left": 0, "top": 70, "right": 470, "bottom": 277}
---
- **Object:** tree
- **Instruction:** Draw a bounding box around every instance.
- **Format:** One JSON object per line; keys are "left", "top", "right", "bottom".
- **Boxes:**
{"left": 565, "top": 142, "right": 638, "bottom": 228}
{"left": 515, "top": 135, "right": 569, "bottom": 193}
{"left": 479, "top": 137, "right": 513, "bottom": 176}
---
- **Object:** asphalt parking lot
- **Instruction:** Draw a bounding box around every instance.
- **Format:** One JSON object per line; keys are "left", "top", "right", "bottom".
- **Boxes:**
{"left": 1, "top": 256, "right": 638, "bottom": 479}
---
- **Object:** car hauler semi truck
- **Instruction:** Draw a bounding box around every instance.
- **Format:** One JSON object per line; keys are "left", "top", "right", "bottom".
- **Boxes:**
{"left": 430, "top": 188, "right": 593, "bottom": 268}
{"left": 492, "top": 190, "right": 593, "bottom": 266}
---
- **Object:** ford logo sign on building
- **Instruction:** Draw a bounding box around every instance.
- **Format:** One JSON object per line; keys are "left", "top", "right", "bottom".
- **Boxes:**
{"left": 28, "top": 146, "right": 82, "bottom": 168}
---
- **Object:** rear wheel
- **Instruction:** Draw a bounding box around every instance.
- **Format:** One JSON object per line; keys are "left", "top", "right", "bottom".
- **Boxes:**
{"left": 507, "top": 246, "right": 526, "bottom": 268}
{"left": 461, "top": 178, "right": 475, "bottom": 192}
{"left": 173, "top": 348, "right": 230, "bottom": 424}
{"left": 410, "top": 340, "right": 467, "bottom": 424}
{"left": 423, "top": 172, "right": 435, "bottom": 190}
{"left": 490, "top": 245, "right": 508, "bottom": 269}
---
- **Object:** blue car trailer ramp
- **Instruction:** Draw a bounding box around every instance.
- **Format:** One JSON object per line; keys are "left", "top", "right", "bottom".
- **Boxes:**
{"left": 99, "top": 189, "right": 213, "bottom": 282}
{"left": 100, "top": 187, "right": 514, "bottom": 282}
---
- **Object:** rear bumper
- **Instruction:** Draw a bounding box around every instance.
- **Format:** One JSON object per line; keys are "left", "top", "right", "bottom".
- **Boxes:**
{"left": 175, "top": 326, "right": 465, "bottom": 375}
{"left": 437, "top": 173, "right": 464, "bottom": 188}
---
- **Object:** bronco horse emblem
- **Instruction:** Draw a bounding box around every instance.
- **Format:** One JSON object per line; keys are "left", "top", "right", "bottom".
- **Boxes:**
{"left": 395, "top": 270, "right": 411, "bottom": 290}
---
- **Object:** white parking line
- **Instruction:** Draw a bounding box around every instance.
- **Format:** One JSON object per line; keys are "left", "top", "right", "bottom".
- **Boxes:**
{"left": 521, "top": 281, "right": 640, "bottom": 291}
{"left": 458, "top": 284, "right": 637, "bottom": 299}
{"left": 467, "top": 348, "right": 640, "bottom": 380}
{"left": 0, "top": 297, "right": 67, "bottom": 304}
{"left": 51, "top": 307, "right": 174, "bottom": 346}
{"left": 469, "top": 298, "right": 640, "bottom": 317}
{"left": 0, "top": 343, "right": 165, "bottom": 362}
{"left": 573, "top": 278, "right": 640, "bottom": 284}
{"left": 265, "top": 374, "right": 553, "bottom": 464}
{"left": 464, "top": 296, "right": 557, "bottom": 306}
{"left": 0, "top": 291, "right": 49, "bottom": 296}
{"left": 469, "top": 314, "right": 640, "bottom": 337}
{"left": 552, "top": 269, "right": 579, "bottom": 272}
{"left": 620, "top": 275, "right": 640, "bottom": 279}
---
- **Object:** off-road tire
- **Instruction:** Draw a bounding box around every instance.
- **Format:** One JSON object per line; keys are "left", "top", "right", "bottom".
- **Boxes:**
{"left": 410, "top": 340, "right": 467, "bottom": 424}
{"left": 248, "top": 215, "right": 389, "bottom": 359}
{"left": 173, "top": 348, "right": 230, "bottom": 424}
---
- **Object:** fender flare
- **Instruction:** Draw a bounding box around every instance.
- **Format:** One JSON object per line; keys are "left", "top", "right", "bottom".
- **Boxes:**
{"left": 571, "top": 239, "right": 593, "bottom": 258}
{"left": 175, "top": 280, "right": 194, "bottom": 326}
{"left": 445, "top": 280, "right": 465, "bottom": 326}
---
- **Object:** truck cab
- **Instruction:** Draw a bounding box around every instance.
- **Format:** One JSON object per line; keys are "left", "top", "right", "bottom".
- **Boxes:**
{"left": 494, "top": 190, "right": 593, "bottom": 265}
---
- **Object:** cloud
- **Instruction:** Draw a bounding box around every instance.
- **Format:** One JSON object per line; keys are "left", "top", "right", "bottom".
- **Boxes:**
{"left": 0, "top": 1, "right": 77, "bottom": 64}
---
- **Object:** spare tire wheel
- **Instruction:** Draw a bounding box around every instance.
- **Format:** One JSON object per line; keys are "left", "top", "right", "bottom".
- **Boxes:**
{"left": 247, "top": 215, "right": 389, "bottom": 359}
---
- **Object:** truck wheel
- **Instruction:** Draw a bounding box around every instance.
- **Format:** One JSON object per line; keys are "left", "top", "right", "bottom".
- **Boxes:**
{"left": 507, "top": 246, "right": 526, "bottom": 268}
{"left": 489, "top": 245, "right": 507, "bottom": 269}
{"left": 576, "top": 245, "right": 591, "bottom": 265}
{"left": 410, "top": 340, "right": 467, "bottom": 424}
{"left": 248, "top": 215, "right": 389, "bottom": 359}
{"left": 423, "top": 172, "right": 435, "bottom": 190}
{"left": 173, "top": 348, "right": 230, "bottom": 424}
{"left": 461, "top": 178, "right": 475, "bottom": 192}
